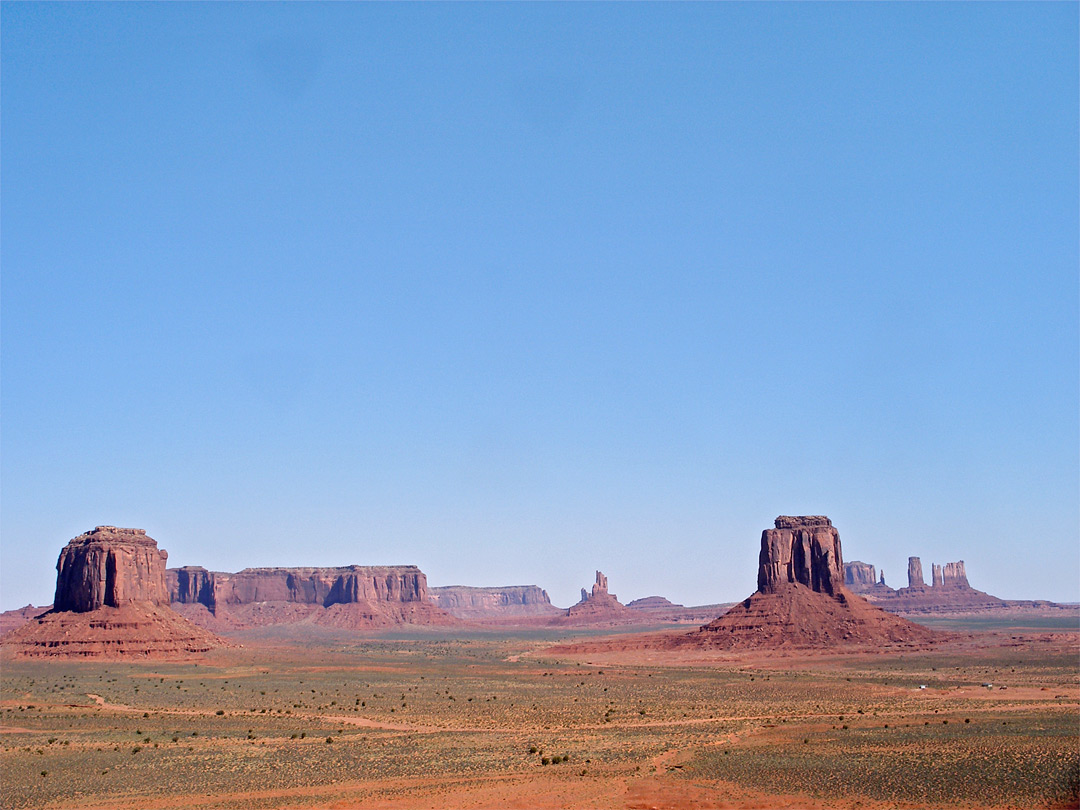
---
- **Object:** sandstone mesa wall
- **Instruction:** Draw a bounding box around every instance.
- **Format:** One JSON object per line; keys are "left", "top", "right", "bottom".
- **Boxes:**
{"left": 54, "top": 527, "right": 170, "bottom": 612}
{"left": 168, "top": 565, "right": 430, "bottom": 613}
{"left": 428, "top": 585, "right": 555, "bottom": 612}
{"left": 757, "top": 516, "right": 843, "bottom": 596}
{"left": 844, "top": 561, "right": 877, "bottom": 588}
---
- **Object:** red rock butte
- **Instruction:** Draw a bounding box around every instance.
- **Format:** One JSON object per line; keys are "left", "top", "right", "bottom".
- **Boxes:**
{"left": 54, "top": 526, "right": 170, "bottom": 612}
{"left": 561, "top": 571, "right": 634, "bottom": 623}
{"left": 2, "top": 527, "right": 224, "bottom": 658}
{"left": 841, "top": 556, "right": 1052, "bottom": 614}
{"left": 687, "top": 516, "right": 937, "bottom": 648}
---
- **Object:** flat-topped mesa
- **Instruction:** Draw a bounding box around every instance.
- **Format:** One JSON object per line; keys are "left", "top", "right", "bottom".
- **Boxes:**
{"left": 54, "top": 526, "right": 169, "bottom": 612}
{"left": 758, "top": 515, "right": 843, "bottom": 596}
{"left": 844, "top": 561, "right": 877, "bottom": 588}
{"left": 427, "top": 585, "right": 560, "bottom": 619}
{"left": 168, "top": 565, "right": 430, "bottom": 612}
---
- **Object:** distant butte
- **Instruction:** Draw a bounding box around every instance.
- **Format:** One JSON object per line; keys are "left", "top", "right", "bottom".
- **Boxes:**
{"left": 560, "top": 571, "right": 635, "bottom": 624}
{"left": 843, "top": 556, "right": 1058, "bottom": 613}
{"left": 2, "top": 527, "right": 224, "bottom": 658}
{"left": 683, "top": 516, "right": 938, "bottom": 649}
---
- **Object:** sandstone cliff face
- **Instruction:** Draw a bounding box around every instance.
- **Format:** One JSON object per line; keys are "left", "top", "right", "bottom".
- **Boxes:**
{"left": 170, "top": 566, "right": 216, "bottom": 608}
{"left": 563, "top": 571, "right": 633, "bottom": 623}
{"left": 757, "top": 516, "right": 843, "bottom": 596}
{"left": 857, "top": 556, "right": 1003, "bottom": 613}
{"left": 166, "top": 564, "right": 456, "bottom": 629}
{"left": 627, "top": 596, "right": 683, "bottom": 610}
{"left": 844, "top": 561, "right": 877, "bottom": 588}
{"left": 168, "top": 566, "right": 431, "bottom": 611}
{"left": 941, "top": 561, "right": 969, "bottom": 588}
{"left": 3, "top": 527, "right": 225, "bottom": 658}
{"left": 907, "top": 557, "right": 926, "bottom": 589}
{"left": 54, "top": 527, "right": 169, "bottom": 612}
{"left": 844, "top": 561, "right": 895, "bottom": 597}
{"left": 428, "top": 585, "right": 559, "bottom": 618}
{"left": 693, "top": 515, "right": 937, "bottom": 649}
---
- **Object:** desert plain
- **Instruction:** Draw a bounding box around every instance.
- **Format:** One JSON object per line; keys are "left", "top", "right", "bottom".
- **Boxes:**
{"left": 2, "top": 612, "right": 1077, "bottom": 810}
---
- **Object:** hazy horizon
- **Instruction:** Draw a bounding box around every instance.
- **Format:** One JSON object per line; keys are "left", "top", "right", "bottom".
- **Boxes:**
{"left": 3, "top": 3, "right": 1077, "bottom": 611}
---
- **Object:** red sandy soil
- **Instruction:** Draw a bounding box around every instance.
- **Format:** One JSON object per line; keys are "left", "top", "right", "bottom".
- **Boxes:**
{"left": 0, "top": 603, "right": 226, "bottom": 658}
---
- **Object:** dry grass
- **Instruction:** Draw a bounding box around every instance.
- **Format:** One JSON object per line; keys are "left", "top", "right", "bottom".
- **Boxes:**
{"left": 1, "top": 624, "right": 1076, "bottom": 809}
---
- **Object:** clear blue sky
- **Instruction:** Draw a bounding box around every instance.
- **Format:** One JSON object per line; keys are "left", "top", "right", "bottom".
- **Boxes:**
{"left": 2, "top": 2, "right": 1077, "bottom": 610}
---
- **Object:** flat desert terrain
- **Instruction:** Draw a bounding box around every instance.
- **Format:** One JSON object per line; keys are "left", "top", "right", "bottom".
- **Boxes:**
{"left": 2, "top": 615, "right": 1077, "bottom": 809}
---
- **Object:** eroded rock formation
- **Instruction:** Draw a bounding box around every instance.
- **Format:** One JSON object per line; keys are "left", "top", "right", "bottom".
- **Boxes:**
{"left": 167, "top": 565, "right": 456, "bottom": 629}
{"left": 758, "top": 516, "right": 843, "bottom": 596}
{"left": 861, "top": 557, "right": 1003, "bottom": 613}
{"left": 428, "top": 585, "right": 560, "bottom": 619}
{"left": 4, "top": 527, "right": 224, "bottom": 658}
{"left": 689, "top": 516, "right": 938, "bottom": 649}
{"left": 844, "top": 561, "right": 877, "bottom": 589}
{"left": 563, "top": 571, "right": 634, "bottom": 623}
{"left": 627, "top": 596, "right": 683, "bottom": 610}
{"left": 942, "top": 561, "right": 969, "bottom": 588}
{"left": 844, "top": 561, "right": 894, "bottom": 597}
{"left": 54, "top": 527, "right": 169, "bottom": 612}
{"left": 908, "top": 557, "right": 926, "bottom": 589}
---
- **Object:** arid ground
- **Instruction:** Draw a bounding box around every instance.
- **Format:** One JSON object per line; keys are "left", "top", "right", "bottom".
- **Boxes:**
{"left": 2, "top": 614, "right": 1077, "bottom": 810}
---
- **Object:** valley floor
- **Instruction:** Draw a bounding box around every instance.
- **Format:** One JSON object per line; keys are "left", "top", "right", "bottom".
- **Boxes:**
{"left": 1, "top": 618, "right": 1077, "bottom": 809}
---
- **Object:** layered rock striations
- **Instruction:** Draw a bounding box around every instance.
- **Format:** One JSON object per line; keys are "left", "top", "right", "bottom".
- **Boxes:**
{"left": 844, "top": 561, "right": 877, "bottom": 590}
{"left": 850, "top": 556, "right": 1006, "bottom": 613}
{"left": 167, "top": 565, "right": 456, "bottom": 629}
{"left": 908, "top": 557, "right": 926, "bottom": 590}
{"left": 562, "top": 571, "right": 634, "bottom": 623}
{"left": 54, "top": 527, "right": 169, "bottom": 611}
{"left": 428, "top": 585, "right": 560, "bottom": 619}
{"left": 758, "top": 516, "right": 842, "bottom": 596}
{"left": 3, "top": 528, "right": 224, "bottom": 658}
{"left": 689, "top": 516, "right": 937, "bottom": 648}
{"left": 844, "top": 561, "right": 897, "bottom": 598}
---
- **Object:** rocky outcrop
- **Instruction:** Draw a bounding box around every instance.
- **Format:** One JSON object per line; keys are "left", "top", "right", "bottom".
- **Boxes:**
{"left": 562, "top": 571, "right": 634, "bottom": 624}
{"left": 844, "top": 561, "right": 877, "bottom": 589}
{"left": 861, "top": 557, "right": 1005, "bottom": 613}
{"left": 627, "top": 596, "right": 683, "bottom": 610}
{"left": 844, "top": 561, "right": 894, "bottom": 597}
{"left": 3, "top": 528, "right": 225, "bottom": 658}
{"left": 942, "top": 561, "right": 969, "bottom": 588}
{"left": 757, "top": 516, "right": 843, "bottom": 596}
{"left": 0, "top": 605, "right": 49, "bottom": 636}
{"left": 170, "top": 566, "right": 216, "bottom": 608}
{"left": 908, "top": 557, "right": 926, "bottom": 590}
{"left": 428, "top": 585, "right": 560, "bottom": 619}
{"left": 167, "top": 564, "right": 456, "bottom": 629}
{"left": 54, "top": 527, "right": 169, "bottom": 612}
{"left": 689, "top": 516, "right": 938, "bottom": 649}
